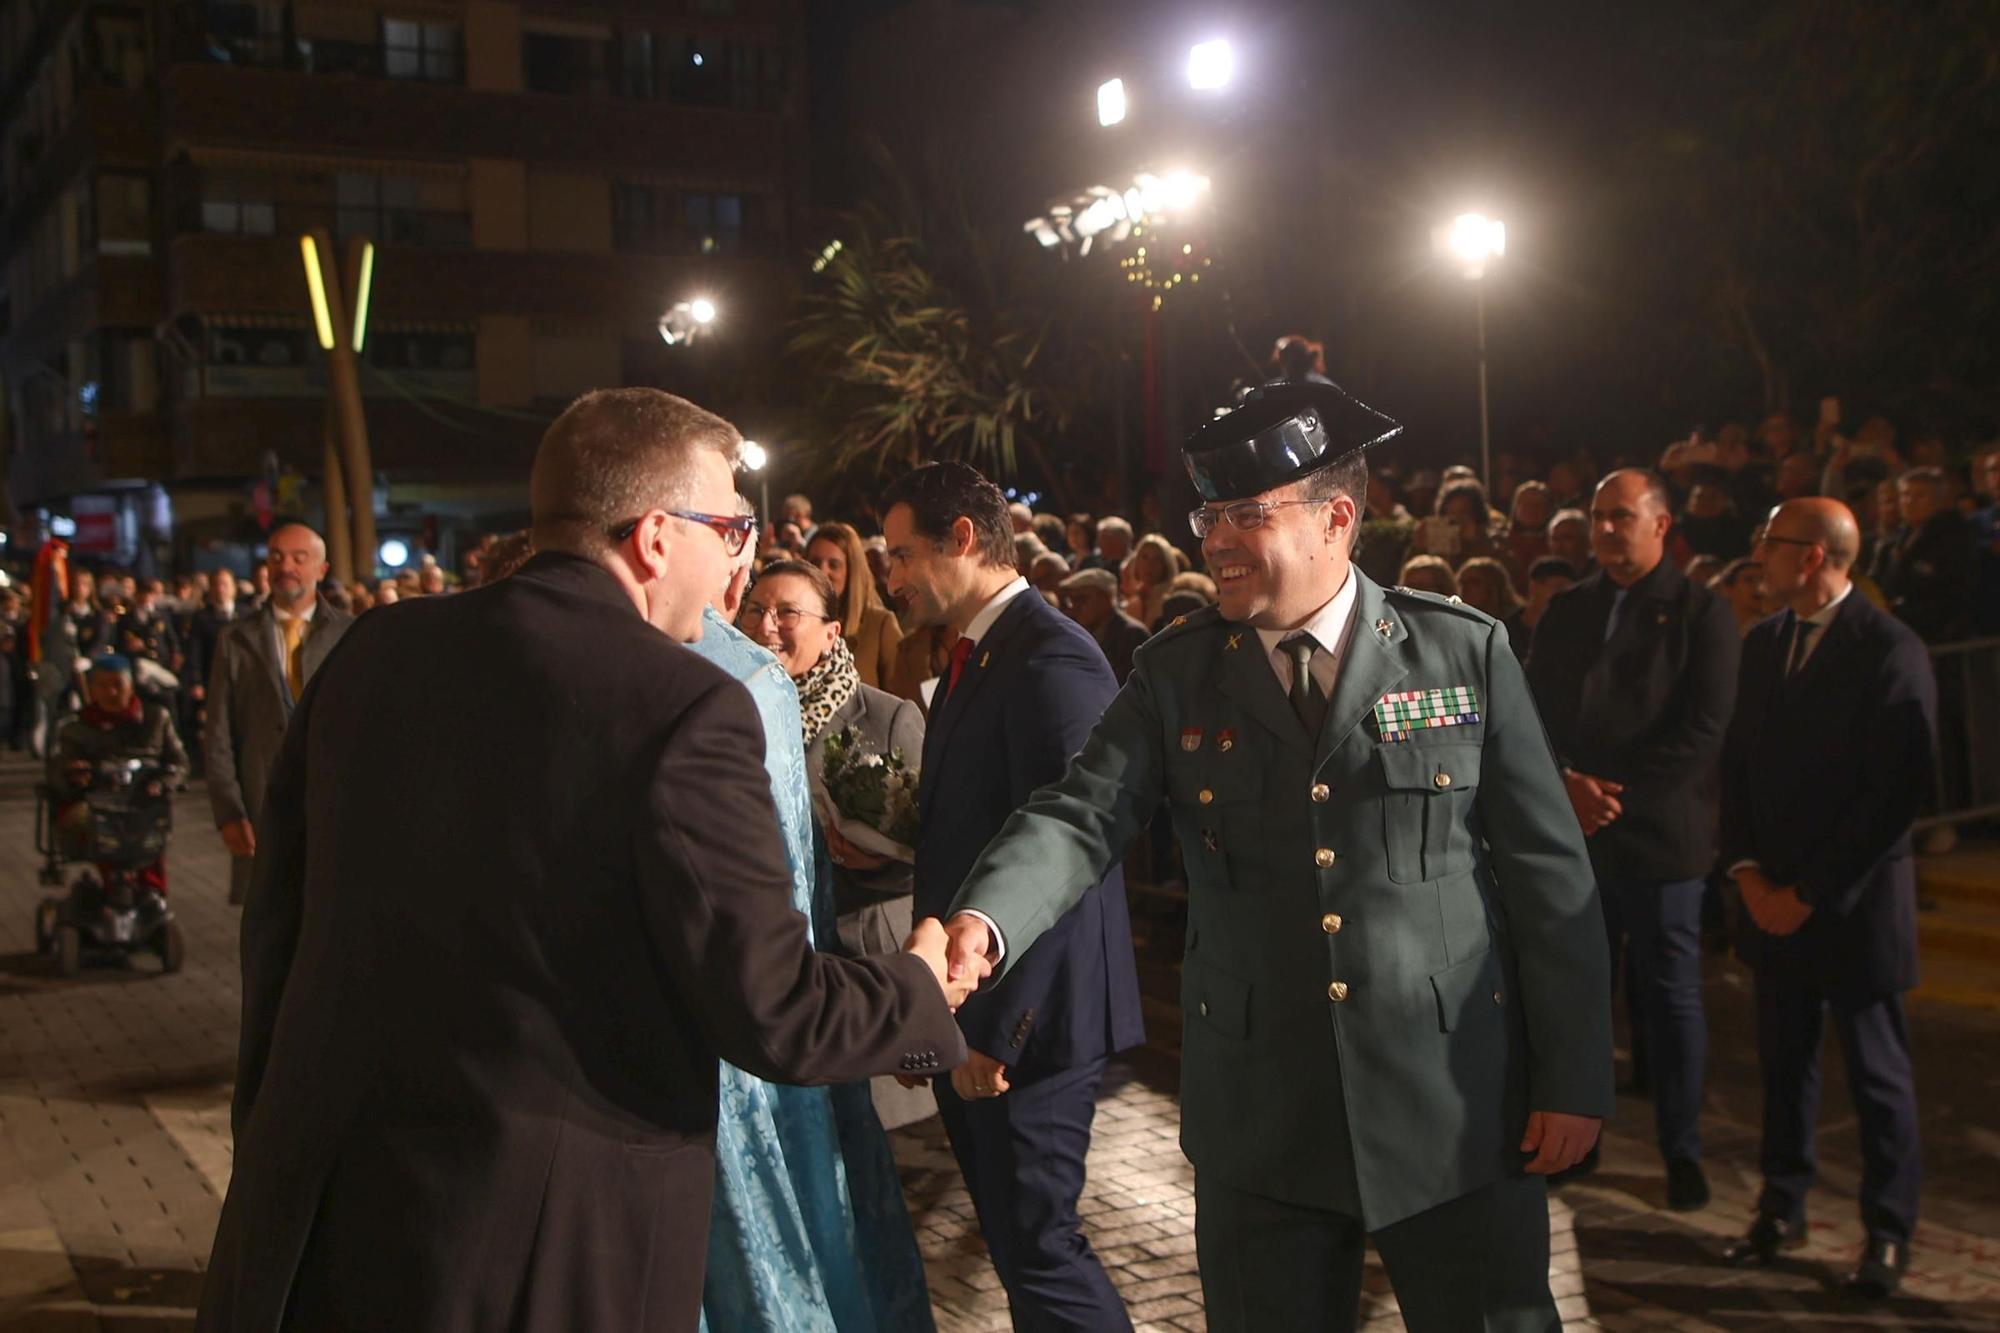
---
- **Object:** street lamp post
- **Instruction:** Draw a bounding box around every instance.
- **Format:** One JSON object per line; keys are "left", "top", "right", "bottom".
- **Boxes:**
{"left": 1440, "top": 212, "right": 1506, "bottom": 488}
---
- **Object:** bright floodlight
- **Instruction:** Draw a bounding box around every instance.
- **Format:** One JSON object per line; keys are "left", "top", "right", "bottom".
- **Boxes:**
{"left": 739, "top": 440, "right": 768, "bottom": 472}
{"left": 1187, "top": 39, "right": 1233, "bottom": 91}
{"left": 379, "top": 538, "right": 410, "bottom": 569}
{"left": 689, "top": 297, "right": 718, "bottom": 324}
{"left": 1097, "top": 77, "right": 1127, "bottom": 127}
{"left": 1161, "top": 170, "right": 1204, "bottom": 209}
{"left": 1445, "top": 213, "right": 1507, "bottom": 277}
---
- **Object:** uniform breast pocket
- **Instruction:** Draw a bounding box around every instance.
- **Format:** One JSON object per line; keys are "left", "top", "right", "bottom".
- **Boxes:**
{"left": 1166, "top": 758, "right": 1265, "bottom": 890}
{"left": 1378, "top": 741, "right": 1482, "bottom": 884}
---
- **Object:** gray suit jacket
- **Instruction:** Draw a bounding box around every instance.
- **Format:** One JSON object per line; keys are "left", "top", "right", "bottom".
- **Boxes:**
{"left": 807, "top": 682, "right": 925, "bottom": 911}
{"left": 205, "top": 597, "right": 352, "bottom": 896}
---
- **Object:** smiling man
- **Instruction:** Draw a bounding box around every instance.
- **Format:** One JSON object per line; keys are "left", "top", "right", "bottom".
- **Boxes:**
{"left": 940, "top": 380, "right": 1613, "bottom": 1332}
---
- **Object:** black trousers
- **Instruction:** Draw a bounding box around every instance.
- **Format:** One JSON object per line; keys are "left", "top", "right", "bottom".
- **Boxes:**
{"left": 1753, "top": 970, "right": 1922, "bottom": 1243}
{"left": 937, "top": 1055, "right": 1132, "bottom": 1332}
{"left": 1195, "top": 1172, "right": 1558, "bottom": 1332}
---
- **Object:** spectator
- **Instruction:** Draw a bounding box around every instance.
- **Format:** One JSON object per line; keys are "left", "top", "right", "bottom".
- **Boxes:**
{"left": 1013, "top": 532, "right": 1049, "bottom": 574}
{"left": 734, "top": 558, "right": 934, "bottom": 1133}
{"left": 1877, "top": 466, "right": 1975, "bottom": 642}
{"left": 245, "top": 561, "right": 272, "bottom": 613}
{"left": 1510, "top": 556, "right": 1578, "bottom": 661}
{"left": 782, "top": 492, "right": 814, "bottom": 535}
{"left": 374, "top": 578, "right": 401, "bottom": 607}
{"left": 1507, "top": 481, "right": 1554, "bottom": 572}
{"left": 1548, "top": 508, "right": 1594, "bottom": 575}
{"left": 205, "top": 523, "right": 355, "bottom": 906}
{"left": 1684, "top": 555, "right": 1726, "bottom": 589}
{"left": 862, "top": 534, "right": 893, "bottom": 608}
{"left": 1030, "top": 512, "right": 1069, "bottom": 559}
{"left": 806, "top": 521, "right": 906, "bottom": 690}
{"left": 481, "top": 529, "right": 538, "bottom": 584}
{"left": 1710, "top": 557, "right": 1770, "bottom": 637}
{"left": 1396, "top": 554, "right": 1459, "bottom": 598}
{"left": 183, "top": 568, "right": 247, "bottom": 769}
{"left": 65, "top": 567, "right": 113, "bottom": 659}
{"left": 1456, "top": 556, "right": 1523, "bottom": 622}
{"left": 1028, "top": 552, "right": 1071, "bottom": 599}
{"left": 1269, "top": 332, "right": 1330, "bottom": 383}
{"left": 1774, "top": 451, "right": 1821, "bottom": 502}
{"left": 1066, "top": 513, "right": 1100, "bottom": 570}
{"left": 1094, "top": 515, "right": 1134, "bottom": 570}
{"left": 1678, "top": 478, "right": 1755, "bottom": 562}
{"left": 1527, "top": 469, "right": 1740, "bottom": 1210}
{"left": 48, "top": 654, "right": 188, "bottom": 896}
{"left": 395, "top": 569, "right": 421, "bottom": 598}
{"left": 1120, "top": 532, "right": 1178, "bottom": 627}
{"left": 348, "top": 582, "right": 375, "bottom": 615}
{"left": 1007, "top": 501, "right": 1034, "bottom": 534}
{"left": 1404, "top": 468, "right": 1441, "bottom": 521}
{"left": 1972, "top": 445, "right": 2000, "bottom": 635}
{"left": 1057, "top": 567, "right": 1149, "bottom": 684}
{"left": 418, "top": 562, "right": 447, "bottom": 596}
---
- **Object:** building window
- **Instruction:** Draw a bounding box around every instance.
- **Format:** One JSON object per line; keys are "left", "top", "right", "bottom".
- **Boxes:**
{"left": 200, "top": 173, "right": 276, "bottom": 236}
{"left": 524, "top": 29, "right": 610, "bottom": 96}
{"left": 335, "top": 172, "right": 472, "bottom": 248}
{"left": 613, "top": 183, "right": 759, "bottom": 255}
{"left": 383, "top": 17, "right": 463, "bottom": 82}
{"left": 200, "top": 0, "right": 287, "bottom": 68}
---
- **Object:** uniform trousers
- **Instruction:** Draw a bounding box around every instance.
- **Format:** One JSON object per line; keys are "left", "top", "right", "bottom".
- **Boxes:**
{"left": 1753, "top": 970, "right": 1921, "bottom": 1243}
{"left": 1194, "top": 1172, "right": 1557, "bottom": 1332}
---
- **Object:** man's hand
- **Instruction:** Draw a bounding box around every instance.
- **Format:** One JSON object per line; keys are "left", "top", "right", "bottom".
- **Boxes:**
{"left": 1738, "top": 869, "right": 1813, "bottom": 937}
{"left": 943, "top": 913, "right": 998, "bottom": 988}
{"left": 905, "top": 917, "right": 985, "bottom": 1009}
{"left": 1563, "top": 770, "right": 1625, "bottom": 836}
{"left": 826, "top": 823, "right": 890, "bottom": 872}
{"left": 951, "top": 1049, "right": 1011, "bottom": 1102}
{"left": 1520, "top": 1111, "right": 1601, "bottom": 1174}
{"left": 219, "top": 817, "right": 256, "bottom": 859}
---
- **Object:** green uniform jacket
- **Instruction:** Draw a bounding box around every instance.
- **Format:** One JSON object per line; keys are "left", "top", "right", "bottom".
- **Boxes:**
{"left": 950, "top": 572, "right": 1612, "bottom": 1229}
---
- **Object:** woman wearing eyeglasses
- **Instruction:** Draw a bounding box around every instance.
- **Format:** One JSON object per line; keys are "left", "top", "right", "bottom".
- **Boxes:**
{"left": 737, "top": 559, "right": 934, "bottom": 1134}
{"left": 805, "top": 521, "right": 905, "bottom": 689}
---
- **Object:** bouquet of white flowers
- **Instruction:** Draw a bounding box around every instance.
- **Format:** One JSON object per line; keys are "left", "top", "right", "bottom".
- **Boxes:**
{"left": 816, "top": 726, "right": 921, "bottom": 864}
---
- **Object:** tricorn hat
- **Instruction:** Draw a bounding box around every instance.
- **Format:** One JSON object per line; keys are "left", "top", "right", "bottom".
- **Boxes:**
{"left": 1181, "top": 379, "right": 1402, "bottom": 503}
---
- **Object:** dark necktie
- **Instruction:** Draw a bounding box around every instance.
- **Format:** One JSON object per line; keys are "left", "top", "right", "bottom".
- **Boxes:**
{"left": 1786, "top": 619, "right": 1819, "bottom": 679}
{"left": 1603, "top": 587, "right": 1629, "bottom": 643}
{"left": 1282, "top": 634, "right": 1328, "bottom": 737}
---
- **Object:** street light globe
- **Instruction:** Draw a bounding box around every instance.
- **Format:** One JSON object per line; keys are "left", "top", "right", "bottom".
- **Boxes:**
{"left": 1097, "top": 77, "right": 1127, "bottom": 128}
{"left": 739, "top": 440, "right": 768, "bottom": 472}
{"left": 689, "top": 298, "right": 718, "bottom": 325}
{"left": 1187, "top": 39, "right": 1233, "bottom": 91}
{"left": 379, "top": 538, "right": 410, "bottom": 569}
{"left": 1445, "top": 213, "right": 1507, "bottom": 277}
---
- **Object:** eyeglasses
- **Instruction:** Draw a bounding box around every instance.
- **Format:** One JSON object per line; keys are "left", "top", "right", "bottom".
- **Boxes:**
{"left": 611, "top": 509, "right": 756, "bottom": 556}
{"left": 1189, "top": 497, "right": 1329, "bottom": 538}
{"left": 1755, "top": 533, "right": 1821, "bottom": 550}
{"left": 737, "top": 601, "right": 832, "bottom": 631}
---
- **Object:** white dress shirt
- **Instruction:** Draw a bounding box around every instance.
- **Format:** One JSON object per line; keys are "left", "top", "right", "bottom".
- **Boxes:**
{"left": 1255, "top": 570, "right": 1360, "bottom": 699}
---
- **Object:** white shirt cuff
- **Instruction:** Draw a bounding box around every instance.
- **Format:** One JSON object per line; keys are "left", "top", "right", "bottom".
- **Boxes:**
{"left": 957, "top": 909, "right": 1006, "bottom": 965}
{"left": 1727, "top": 860, "right": 1760, "bottom": 877}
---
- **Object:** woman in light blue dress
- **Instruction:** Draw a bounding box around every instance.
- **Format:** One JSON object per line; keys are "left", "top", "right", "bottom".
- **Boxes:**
{"left": 687, "top": 605, "right": 934, "bottom": 1333}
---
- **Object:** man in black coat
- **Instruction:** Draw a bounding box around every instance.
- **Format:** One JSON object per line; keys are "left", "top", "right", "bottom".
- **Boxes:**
{"left": 1526, "top": 470, "right": 1739, "bottom": 1210}
{"left": 1720, "top": 497, "right": 1935, "bottom": 1299}
{"left": 886, "top": 462, "right": 1145, "bottom": 1332}
{"left": 197, "top": 389, "right": 971, "bottom": 1333}
{"left": 1877, "top": 466, "right": 1974, "bottom": 643}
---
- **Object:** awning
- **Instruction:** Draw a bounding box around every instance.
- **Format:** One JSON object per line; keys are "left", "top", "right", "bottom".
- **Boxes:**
{"left": 182, "top": 146, "right": 469, "bottom": 180}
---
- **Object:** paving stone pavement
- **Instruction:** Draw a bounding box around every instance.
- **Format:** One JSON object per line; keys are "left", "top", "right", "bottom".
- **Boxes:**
{"left": 0, "top": 756, "right": 1996, "bottom": 1330}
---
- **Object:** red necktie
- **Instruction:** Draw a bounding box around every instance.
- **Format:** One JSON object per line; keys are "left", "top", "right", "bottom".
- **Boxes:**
{"left": 946, "top": 637, "right": 975, "bottom": 695}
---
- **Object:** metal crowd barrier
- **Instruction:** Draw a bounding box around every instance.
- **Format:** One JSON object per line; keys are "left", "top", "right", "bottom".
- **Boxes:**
{"left": 1919, "top": 635, "right": 2000, "bottom": 831}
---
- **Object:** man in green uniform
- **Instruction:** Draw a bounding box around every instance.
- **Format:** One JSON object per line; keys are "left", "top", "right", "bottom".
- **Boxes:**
{"left": 942, "top": 381, "right": 1613, "bottom": 1331}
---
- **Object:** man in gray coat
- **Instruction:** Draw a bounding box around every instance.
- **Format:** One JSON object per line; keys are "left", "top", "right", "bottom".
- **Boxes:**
{"left": 205, "top": 523, "right": 353, "bottom": 904}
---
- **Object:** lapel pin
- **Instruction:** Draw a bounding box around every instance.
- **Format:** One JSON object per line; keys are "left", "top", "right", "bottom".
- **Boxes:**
{"left": 980, "top": 651, "right": 991, "bottom": 669}
{"left": 1181, "top": 727, "right": 1205, "bottom": 752}
{"left": 1202, "top": 828, "right": 1220, "bottom": 853}
{"left": 1216, "top": 728, "right": 1235, "bottom": 752}
{"left": 1376, "top": 618, "right": 1395, "bottom": 640}
{"left": 1225, "top": 632, "right": 1243, "bottom": 651}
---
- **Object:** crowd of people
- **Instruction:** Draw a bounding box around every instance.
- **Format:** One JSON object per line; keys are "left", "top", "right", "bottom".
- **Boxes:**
{"left": 2, "top": 369, "right": 1996, "bottom": 1332}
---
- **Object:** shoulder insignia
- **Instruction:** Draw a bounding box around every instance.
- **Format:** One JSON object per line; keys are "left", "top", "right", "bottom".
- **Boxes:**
{"left": 1383, "top": 584, "right": 1498, "bottom": 624}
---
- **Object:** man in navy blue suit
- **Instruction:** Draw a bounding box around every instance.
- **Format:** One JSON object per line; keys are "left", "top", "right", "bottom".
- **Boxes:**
{"left": 881, "top": 462, "right": 1144, "bottom": 1331}
{"left": 1721, "top": 497, "right": 1935, "bottom": 1299}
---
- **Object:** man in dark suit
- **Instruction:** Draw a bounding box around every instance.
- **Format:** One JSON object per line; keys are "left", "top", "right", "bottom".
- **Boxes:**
{"left": 1527, "top": 469, "right": 1740, "bottom": 1209}
{"left": 197, "top": 389, "right": 970, "bottom": 1333}
{"left": 1720, "top": 497, "right": 1935, "bottom": 1299}
{"left": 205, "top": 524, "right": 353, "bottom": 905}
{"left": 884, "top": 461, "right": 1145, "bottom": 1332}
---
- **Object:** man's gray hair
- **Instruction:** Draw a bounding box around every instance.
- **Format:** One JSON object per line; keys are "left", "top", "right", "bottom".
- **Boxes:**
{"left": 530, "top": 388, "right": 741, "bottom": 556}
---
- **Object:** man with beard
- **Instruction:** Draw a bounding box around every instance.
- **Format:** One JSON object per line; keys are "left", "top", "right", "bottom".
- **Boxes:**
{"left": 205, "top": 524, "right": 353, "bottom": 905}
{"left": 937, "top": 380, "right": 1611, "bottom": 1331}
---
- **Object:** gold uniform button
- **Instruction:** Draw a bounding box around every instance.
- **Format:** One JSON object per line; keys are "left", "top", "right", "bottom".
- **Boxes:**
{"left": 1327, "top": 981, "right": 1350, "bottom": 1002}
{"left": 1310, "top": 783, "right": 1331, "bottom": 803}
{"left": 1321, "top": 912, "right": 1343, "bottom": 934}
{"left": 1198, "top": 789, "right": 1214, "bottom": 805}
{"left": 1434, "top": 772, "right": 1453, "bottom": 789}
{"left": 1314, "top": 848, "right": 1336, "bottom": 868}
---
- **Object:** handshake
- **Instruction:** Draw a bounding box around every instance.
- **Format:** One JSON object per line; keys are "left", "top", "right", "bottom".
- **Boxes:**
{"left": 902, "top": 914, "right": 997, "bottom": 1011}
